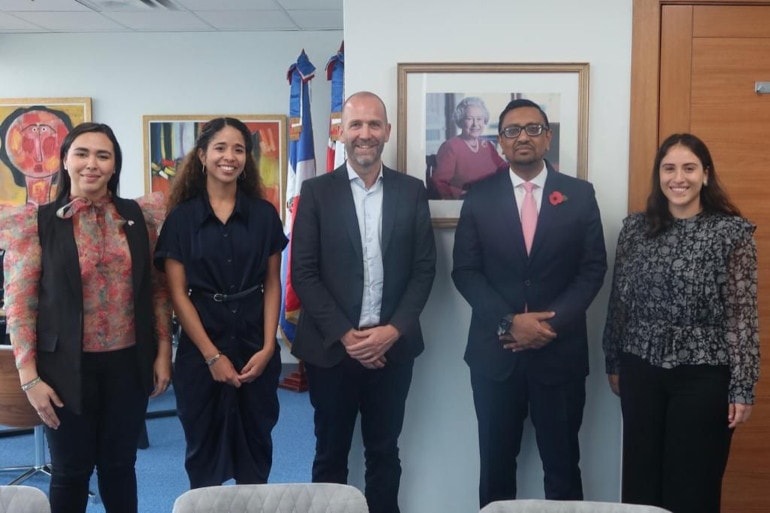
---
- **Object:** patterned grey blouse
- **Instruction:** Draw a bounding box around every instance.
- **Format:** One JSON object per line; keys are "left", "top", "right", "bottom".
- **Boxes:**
{"left": 603, "top": 212, "right": 759, "bottom": 403}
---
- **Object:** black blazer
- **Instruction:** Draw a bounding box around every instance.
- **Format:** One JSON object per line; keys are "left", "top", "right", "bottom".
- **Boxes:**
{"left": 36, "top": 196, "right": 158, "bottom": 414}
{"left": 452, "top": 164, "right": 607, "bottom": 384}
{"left": 290, "top": 164, "right": 436, "bottom": 368}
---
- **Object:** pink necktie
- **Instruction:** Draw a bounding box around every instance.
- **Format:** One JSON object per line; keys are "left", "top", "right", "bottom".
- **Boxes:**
{"left": 521, "top": 182, "right": 538, "bottom": 254}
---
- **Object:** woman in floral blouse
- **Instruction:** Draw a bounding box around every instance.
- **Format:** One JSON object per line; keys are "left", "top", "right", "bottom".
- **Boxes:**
{"left": 1, "top": 122, "right": 172, "bottom": 513}
{"left": 603, "top": 133, "right": 759, "bottom": 513}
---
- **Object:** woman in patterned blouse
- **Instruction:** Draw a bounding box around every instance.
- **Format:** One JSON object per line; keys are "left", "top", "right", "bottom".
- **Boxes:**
{"left": 2, "top": 122, "right": 172, "bottom": 513}
{"left": 603, "top": 133, "right": 759, "bottom": 513}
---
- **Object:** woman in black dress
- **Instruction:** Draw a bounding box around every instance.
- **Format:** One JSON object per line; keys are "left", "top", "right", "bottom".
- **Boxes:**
{"left": 154, "top": 117, "right": 287, "bottom": 487}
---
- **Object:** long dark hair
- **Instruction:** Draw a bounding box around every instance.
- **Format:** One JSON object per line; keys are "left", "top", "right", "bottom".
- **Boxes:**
{"left": 55, "top": 122, "right": 123, "bottom": 202}
{"left": 645, "top": 133, "right": 740, "bottom": 235}
{"left": 167, "top": 117, "right": 262, "bottom": 211}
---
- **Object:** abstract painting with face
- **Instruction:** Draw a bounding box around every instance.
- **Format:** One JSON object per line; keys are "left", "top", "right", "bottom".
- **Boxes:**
{"left": 0, "top": 106, "right": 73, "bottom": 206}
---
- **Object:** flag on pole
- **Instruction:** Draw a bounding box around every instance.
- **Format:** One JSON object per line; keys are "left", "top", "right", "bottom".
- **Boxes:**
{"left": 280, "top": 50, "right": 316, "bottom": 345}
{"left": 325, "top": 42, "right": 345, "bottom": 172}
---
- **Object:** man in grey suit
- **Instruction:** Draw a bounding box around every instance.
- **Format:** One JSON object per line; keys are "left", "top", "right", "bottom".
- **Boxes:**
{"left": 290, "top": 91, "right": 436, "bottom": 513}
{"left": 453, "top": 99, "right": 607, "bottom": 507}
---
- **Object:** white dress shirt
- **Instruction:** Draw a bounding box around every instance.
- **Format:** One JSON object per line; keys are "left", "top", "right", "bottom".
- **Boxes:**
{"left": 347, "top": 163, "right": 384, "bottom": 328}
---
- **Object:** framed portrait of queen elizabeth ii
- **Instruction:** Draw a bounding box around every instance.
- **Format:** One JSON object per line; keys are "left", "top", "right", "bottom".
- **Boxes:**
{"left": 397, "top": 62, "right": 589, "bottom": 228}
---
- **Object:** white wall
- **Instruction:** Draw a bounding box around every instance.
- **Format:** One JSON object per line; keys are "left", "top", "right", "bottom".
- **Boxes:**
{"left": 0, "top": 31, "right": 342, "bottom": 200}
{"left": 343, "top": 0, "right": 632, "bottom": 511}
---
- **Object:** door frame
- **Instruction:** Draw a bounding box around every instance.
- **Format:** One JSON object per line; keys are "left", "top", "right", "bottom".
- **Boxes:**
{"left": 629, "top": 0, "right": 770, "bottom": 212}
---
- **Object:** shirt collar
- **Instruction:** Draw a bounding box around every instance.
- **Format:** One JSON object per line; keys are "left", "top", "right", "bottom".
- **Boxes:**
{"left": 346, "top": 161, "right": 384, "bottom": 189}
{"left": 509, "top": 162, "right": 548, "bottom": 190}
{"left": 194, "top": 189, "right": 248, "bottom": 227}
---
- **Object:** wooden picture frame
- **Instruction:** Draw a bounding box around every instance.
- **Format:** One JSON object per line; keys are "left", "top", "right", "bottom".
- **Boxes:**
{"left": 397, "top": 63, "right": 590, "bottom": 227}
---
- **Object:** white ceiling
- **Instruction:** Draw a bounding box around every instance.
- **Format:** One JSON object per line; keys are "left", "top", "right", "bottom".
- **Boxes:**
{"left": 0, "top": 0, "right": 343, "bottom": 33}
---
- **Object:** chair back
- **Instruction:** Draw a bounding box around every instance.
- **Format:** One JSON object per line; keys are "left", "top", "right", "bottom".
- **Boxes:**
{"left": 172, "top": 483, "right": 368, "bottom": 513}
{"left": 480, "top": 499, "right": 672, "bottom": 513}
{"left": 0, "top": 346, "right": 39, "bottom": 428}
{"left": 425, "top": 154, "right": 440, "bottom": 200}
{"left": 0, "top": 485, "right": 51, "bottom": 513}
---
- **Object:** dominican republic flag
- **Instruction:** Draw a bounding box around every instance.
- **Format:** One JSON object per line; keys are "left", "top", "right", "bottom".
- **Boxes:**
{"left": 280, "top": 50, "right": 317, "bottom": 345}
{"left": 325, "top": 42, "right": 345, "bottom": 172}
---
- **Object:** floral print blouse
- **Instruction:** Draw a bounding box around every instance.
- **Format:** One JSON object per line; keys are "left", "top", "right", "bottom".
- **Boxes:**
{"left": 1, "top": 193, "right": 171, "bottom": 369}
{"left": 603, "top": 212, "right": 759, "bottom": 403}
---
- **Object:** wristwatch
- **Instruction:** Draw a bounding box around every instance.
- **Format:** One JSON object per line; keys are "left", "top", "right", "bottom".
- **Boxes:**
{"left": 497, "top": 314, "right": 513, "bottom": 337}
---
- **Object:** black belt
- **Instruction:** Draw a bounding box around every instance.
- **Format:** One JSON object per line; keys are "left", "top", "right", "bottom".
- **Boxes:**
{"left": 189, "top": 283, "right": 263, "bottom": 303}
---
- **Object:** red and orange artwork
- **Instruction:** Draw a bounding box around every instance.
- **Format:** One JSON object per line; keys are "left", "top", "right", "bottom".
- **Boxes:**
{"left": 0, "top": 98, "right": 91, "bottom": 207}
{"left": 144, "top": 115, "right": 287, "bottom": 221}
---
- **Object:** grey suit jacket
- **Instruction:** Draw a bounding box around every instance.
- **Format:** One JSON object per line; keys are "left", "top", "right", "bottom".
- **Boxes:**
{"left": 290, "top": 164, "right": 436, "bottom": 368}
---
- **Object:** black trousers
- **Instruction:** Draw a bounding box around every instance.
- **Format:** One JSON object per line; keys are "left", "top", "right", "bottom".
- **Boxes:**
{"left": 45, "top": 347, "right": 148, "bottom": 513}
{"left": 471, "top": 369, "right": 585, "bottom": 507}
{"left": 306, "top": 357, "right": 414, "bottom": 513}
{"left": 620, "top": 353, "right": 733, "bottom": 513}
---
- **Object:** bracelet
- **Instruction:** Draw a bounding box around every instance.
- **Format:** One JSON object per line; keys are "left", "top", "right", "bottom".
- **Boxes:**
{"left": 205, "top": 352, "right": 222, "bottom": 367}
{"left": 21, "top": 376, "right": 41, "bottom": 392}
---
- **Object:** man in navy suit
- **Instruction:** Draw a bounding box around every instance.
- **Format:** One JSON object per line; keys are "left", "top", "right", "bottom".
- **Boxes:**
{"left": 291, "top": 91, "right": 436, "bottom": 513}
{"left": 452, "top": 99, "right": 607, "bottom": 507}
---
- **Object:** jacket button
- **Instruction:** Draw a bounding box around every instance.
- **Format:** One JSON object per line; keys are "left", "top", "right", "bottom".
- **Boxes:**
{"left": 524, "top": 280, "right": 531, "bottom": 287}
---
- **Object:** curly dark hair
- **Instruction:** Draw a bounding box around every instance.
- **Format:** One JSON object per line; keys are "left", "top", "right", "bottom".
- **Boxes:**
{"left": 645, "top": 133, "right": 740, "bottom": 236}
{"left": 167, "top": 117, "right": 263, "bottom": 211}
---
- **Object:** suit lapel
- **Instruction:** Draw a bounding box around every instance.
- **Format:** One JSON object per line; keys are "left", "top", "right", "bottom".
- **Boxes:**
{"left": 381, "top": 167, "right": 397, "bottom": 254}
{"left": 530, "top": 167, "right": 560, "bottom": 257}
{"left": 113, "top": 198, "right": 147, "bottom": 298}
{"left": 493, "top": 170, "right": 528, "bottom": 260}
{"left": 332, "top": 166, "right": 364, "bottom": 261}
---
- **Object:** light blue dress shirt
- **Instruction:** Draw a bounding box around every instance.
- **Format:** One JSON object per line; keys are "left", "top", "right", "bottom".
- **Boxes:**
{"left": 347, "top": 163, "right": 384, "bottom": 328}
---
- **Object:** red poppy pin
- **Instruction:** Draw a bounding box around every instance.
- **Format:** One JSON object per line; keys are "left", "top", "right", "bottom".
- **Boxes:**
{"left": 549, "top": 191, "right": 568, "bottom": 206}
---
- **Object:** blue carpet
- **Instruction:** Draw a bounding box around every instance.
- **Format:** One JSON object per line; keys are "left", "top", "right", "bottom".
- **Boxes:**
{"left": 0, "top": 370, "right": 314, "bottom": 513}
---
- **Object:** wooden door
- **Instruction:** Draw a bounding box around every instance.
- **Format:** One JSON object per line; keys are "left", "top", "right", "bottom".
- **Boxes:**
{"left": 631, "top": 1, "right": 770, "bottom": 511}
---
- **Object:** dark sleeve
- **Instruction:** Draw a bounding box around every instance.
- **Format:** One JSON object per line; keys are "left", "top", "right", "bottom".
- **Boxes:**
{"left": 387, "top": 179, "right": 436, "bottom": 335}
{"left": 290, "top": 180, "right": 356, "bottom": 346}
{"left": 602, "top": 217, "right": 635, "bottom": 375}
{"left": 452, "top": 186, "right": 512, "bottom": 327}
{"left": 266, "top": 204, "right": 288, "bottom": 256}
{"left": 546, "top": 183, "right": 607, "bottom": 333}
{"left": 153, "top": 207, "right": 185, "bottom": 271}
{"left": 722, "top": 222, "right": 760, "bottom": 403}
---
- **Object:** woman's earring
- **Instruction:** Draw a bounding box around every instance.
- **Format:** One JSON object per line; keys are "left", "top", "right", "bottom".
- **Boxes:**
{"left": 703, "top": 179, "right": 708, "bottom": 186}
{"left": 201, "top": 165, "right": 207, "bottom": 176}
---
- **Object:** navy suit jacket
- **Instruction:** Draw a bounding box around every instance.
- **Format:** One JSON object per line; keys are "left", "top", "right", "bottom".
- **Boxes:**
{"left": 290, "top": 164, "right": 436, "bottom": 368}
{"left": 452, "top": 164, "right": 607, "bottom": 384}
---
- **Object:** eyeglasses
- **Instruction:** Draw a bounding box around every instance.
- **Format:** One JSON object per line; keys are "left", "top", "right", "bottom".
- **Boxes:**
{"left": 500, "top": 124, "right": 548, "bottom": 139}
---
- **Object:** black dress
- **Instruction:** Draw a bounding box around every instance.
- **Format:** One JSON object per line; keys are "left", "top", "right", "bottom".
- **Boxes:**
{"left": 154, "top": 191, "right": 288, "bottom": 487}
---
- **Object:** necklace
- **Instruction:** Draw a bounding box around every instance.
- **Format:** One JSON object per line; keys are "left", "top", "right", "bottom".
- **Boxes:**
{"left": 464, "top": 138, "right": 480, "bottom": 153}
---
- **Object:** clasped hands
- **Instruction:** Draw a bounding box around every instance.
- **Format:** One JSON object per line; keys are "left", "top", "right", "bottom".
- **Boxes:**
{"left": 342, "top": 325, "right": 400, "bottom": 369}
{"left": 208, "top": 346, "right": 274, "bottom": 388}
{"left": 499, "top": 311, "right": 556, "bottom": 352}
